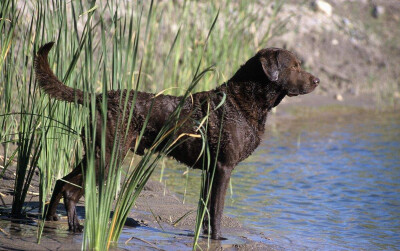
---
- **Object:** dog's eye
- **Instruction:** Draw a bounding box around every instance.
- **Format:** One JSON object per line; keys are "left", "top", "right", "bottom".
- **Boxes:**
{"left": 290, "top": 65, "right": 301, "bottom": 72}
{"left": 293, "top": 63, "right": 302, "bottom": 70}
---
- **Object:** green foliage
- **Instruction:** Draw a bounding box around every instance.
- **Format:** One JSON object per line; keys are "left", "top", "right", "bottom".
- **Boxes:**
{"left": 0, "top": 0, "right": 285, "bottom": 249}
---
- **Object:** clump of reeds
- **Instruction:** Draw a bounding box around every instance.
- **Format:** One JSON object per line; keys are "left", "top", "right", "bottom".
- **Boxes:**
{"left": 0, "top": 0, "right": 286, "bottom": 249}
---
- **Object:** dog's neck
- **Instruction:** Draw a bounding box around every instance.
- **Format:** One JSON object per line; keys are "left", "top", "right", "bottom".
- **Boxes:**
{"left": 223, "top": 81, "right": 284, "bottom": 108}
{"left": 216, "top": 80, "right": 285, "bottom": 134}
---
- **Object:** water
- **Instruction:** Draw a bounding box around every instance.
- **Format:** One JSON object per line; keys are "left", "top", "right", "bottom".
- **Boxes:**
{"left": 2, "top": 111, "right": 397, "bottom": 250}
{"left": 157, "top": 111, "right": 400, "bottom": 250}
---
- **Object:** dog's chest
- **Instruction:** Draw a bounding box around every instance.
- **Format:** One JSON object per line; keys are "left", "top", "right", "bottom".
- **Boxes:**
{"left": 213, "top": 113, "right": 262, "bottom": 165}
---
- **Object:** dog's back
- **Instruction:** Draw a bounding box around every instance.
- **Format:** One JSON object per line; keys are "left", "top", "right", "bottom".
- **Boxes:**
{"left": 34, "top": 43, "right": 223, "bottom": 167}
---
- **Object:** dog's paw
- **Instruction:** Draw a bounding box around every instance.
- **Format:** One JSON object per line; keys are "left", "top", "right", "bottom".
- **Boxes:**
{"left": 211, "top": 233, "right": 227, "bottom": 241}
{"left": 69, "top": 221, "right": 84, "bottom": 233}
{"left": 74, "top": 223, "right": 84, "bottom": 233}
{"left": 45, "top": 214, "right": 59, "bottom": 221}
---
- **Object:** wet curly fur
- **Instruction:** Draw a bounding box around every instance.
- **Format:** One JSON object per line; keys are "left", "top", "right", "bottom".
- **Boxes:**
{"left": 35, "top": 42, "right": 319, "bottom": 239}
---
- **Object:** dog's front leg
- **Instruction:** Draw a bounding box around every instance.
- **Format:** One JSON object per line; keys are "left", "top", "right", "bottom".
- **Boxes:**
{"left": 209, "top": 163, "right": 232, "bottom": 240}
{"left": 63, "top": 185, "right": 84, "bottom": 232}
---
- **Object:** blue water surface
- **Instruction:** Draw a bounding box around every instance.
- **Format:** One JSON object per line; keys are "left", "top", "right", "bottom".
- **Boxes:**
{"left": 158, "top": 111, "right": 400, "bottom": 250}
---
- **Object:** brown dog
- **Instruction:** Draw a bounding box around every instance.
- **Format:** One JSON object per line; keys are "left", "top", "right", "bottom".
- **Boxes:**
{"left": 35, "top": 42, "right": 319, "bottom": 239}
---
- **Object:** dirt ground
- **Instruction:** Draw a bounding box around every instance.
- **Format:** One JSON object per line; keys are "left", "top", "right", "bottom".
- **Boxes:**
{"left": 0, "top": 168, "right": 277, "bottom": 251}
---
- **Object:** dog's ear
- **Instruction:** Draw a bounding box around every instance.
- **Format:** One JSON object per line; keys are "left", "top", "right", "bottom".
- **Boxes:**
{"left": 260, "top": 51, "right": 280, "bottom": 82}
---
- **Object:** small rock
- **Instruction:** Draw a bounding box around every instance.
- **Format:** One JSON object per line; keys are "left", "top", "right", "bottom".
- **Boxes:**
{"left": 393, "top": 92, "right": 400, "bottom": 99}
{"left": 342, "top": 17, "right": 351, "bottom": 27}
{"left": 311, "top": 0, "right": 333, "bottom": 16}
{"left": 334, "top": 93, "right": 343, "bottom": 101}
{"left": 372, "top": 4, "right": 385, "bottom": 18}
{"left": 331, "top": 39, "right": 339, "bottom": 45}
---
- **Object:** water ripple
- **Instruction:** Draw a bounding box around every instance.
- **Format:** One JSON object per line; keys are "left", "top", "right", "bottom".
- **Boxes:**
{"left": 155, "top": 112, "right": 400, "bottom": 250}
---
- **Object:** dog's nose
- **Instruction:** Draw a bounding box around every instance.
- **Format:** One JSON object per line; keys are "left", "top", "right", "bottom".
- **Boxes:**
{"left": 313, "top": 78, "right": 320, "bottom": 85}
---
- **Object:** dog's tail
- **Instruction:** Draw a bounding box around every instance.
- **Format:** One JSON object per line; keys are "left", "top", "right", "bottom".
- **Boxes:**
{"left": 34, "top": 42, "right": 84, "bottom": 104}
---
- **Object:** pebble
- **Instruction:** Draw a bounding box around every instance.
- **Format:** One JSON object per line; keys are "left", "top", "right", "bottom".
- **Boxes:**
{"left": 372, "top": 4, "right": 385, "bottom": 18}
{"left": 311, "top": 0, "right": 333, "bottom": 16}
{"left": 335, "top": 93, "right": 344, "bottom": 101}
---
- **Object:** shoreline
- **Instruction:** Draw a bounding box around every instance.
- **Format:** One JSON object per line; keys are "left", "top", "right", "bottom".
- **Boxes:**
{"left": 0, "top": 93, "right": 397, "bottom": 250}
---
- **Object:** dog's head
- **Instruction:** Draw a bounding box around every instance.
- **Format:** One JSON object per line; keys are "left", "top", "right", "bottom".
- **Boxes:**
{"left": 257, "top": 48, "right": 319, "bottom": 96}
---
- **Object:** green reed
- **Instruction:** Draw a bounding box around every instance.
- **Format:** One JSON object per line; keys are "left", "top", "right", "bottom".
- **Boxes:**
{"left": 0, "top": 0, "right": 286, "bottom": 249}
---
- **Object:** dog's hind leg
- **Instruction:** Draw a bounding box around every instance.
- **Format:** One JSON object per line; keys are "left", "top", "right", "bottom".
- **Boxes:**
{"left": 45, "top": 157, "right": 86, "bottom": 231}
{"left": 62, "top": 169, "right": 84, "bottom": 232}
{"left": 45, "top": 179, "right": 64, "bottom": 221}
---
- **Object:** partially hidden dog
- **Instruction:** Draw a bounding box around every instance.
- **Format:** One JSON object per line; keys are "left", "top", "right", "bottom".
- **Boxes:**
{"left": 35, "top": 42, "right": 319, "bottom": 240}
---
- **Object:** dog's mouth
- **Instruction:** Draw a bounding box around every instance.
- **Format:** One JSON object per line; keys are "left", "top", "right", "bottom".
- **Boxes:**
{"left": 287, "top": 84, "right": 318, "bottom": 97}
